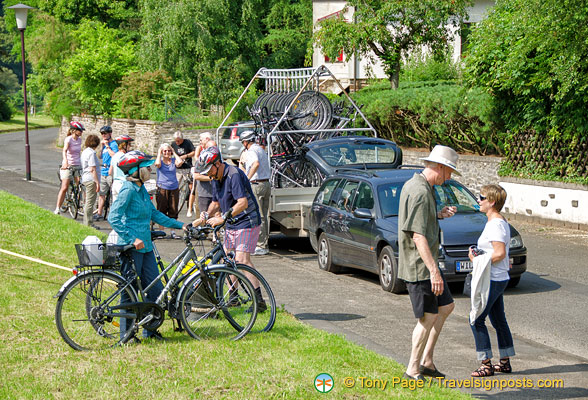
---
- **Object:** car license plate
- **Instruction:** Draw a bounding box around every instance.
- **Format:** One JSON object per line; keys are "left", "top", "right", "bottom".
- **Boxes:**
{"left": 456, "top": 261, "right": 473, "bottom": 272}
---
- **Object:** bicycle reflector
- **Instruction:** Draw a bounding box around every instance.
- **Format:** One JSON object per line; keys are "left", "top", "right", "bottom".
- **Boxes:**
{"left": 72, "top": 267, "right": 78, "bottom": 276}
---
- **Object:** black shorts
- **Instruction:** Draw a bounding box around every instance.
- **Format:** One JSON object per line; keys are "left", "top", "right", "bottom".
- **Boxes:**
{"left": 406, "top": 274, "right": 454, "bottom": 319}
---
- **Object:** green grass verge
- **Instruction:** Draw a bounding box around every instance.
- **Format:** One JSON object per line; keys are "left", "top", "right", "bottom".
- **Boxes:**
{"left": 0, "top": 191, "right": 470, "bottom": 399}
{"left": 0, "top": 114, "right": 59, "bottom": 133}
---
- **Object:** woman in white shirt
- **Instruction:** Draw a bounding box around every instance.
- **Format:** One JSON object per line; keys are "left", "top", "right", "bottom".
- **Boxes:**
{"left": 80, "top": 135, "right": 101, "bottom": 226}
{"left": 468, "top": 184, "right": 515, "bottom": 377}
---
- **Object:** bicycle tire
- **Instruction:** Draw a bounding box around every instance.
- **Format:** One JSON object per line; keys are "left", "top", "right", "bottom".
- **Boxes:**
{"left": 217, "top": 263, "right": 276, "bottom": 333}
{"left": 274, "top": 158, "right": 323, "bottom": 188}
{"left": 56, "top": 271, "right": 138, "bottom": 351}
{"left": 177, "top": 178, "right": 191, "bottom": 213}
{"left": 178, "top": 266, "right": 257, "bottom": 341}
{"left": 68, "top": 184, "right": 80, "bottom": 219}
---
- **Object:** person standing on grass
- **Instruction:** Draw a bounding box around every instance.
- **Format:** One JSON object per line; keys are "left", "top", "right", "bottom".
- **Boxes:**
{"left": 95, "top": 126, "right": 118, "bottom": 221}
{"left": 54, "top": 121, "right": 84, "bottom": 215}
{"left": 398, "top": 145, "right": 459, "bottom": 381}
{"left": 80, "top": 134, "right": 101, "bottom": 227}
{"left": 192, "top": 146, "right": 267, "bottom": 312}
{"left": 154, "top": 143, "right": 184, "bottom": 239}
{"left": 239, "top": 130, "right": 271, "bottom": 256}
{"left": 170, "top": 131, "right": 195, "bottom": 216}
{"left": 108, "top": 150, "right": 188, "bottom": 341}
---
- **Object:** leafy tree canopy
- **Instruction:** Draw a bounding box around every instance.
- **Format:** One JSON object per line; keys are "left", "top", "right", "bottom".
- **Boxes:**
{"left": 464, "top": 0, "right": 588, "bottom": 139}
{"left": 314, "top": 0, "right": 472, "bottom": 89}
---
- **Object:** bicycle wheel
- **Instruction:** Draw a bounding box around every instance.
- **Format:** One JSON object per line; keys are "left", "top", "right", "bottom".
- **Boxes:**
{"left": 177, "top": 178, "right": 190, "bottom": 212}
{"left": 55, "top": 271, "right": 138, "bottom": 351}
{"left": 179, "top": 266, "right": 257, "bottom": 341}
{"left": 68, "top": 185, "right": 79, "bottom": 219}
{"left": 218, "top": 264, "right": 276, "bottom": 333}
{"left": 274, "top": 158, "right": 323, "bottom": 188}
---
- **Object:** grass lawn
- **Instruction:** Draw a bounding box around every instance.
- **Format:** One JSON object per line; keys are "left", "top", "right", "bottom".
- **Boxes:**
{"left": 0, "top": 114, "right": 59, "bottom": 133}
{"left": 0, "top": 191, "right": 471, "bottom": 400}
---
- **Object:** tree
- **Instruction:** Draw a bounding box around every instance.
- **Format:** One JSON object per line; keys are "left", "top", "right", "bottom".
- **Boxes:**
{"left": 464, "top": 0, "right": 588, "bottom": 139}
{"left": 261, "top": 0, "right": 313, "bottom": 69}
{"left": 313, "top": 0, "right": 472, "bottom": 89}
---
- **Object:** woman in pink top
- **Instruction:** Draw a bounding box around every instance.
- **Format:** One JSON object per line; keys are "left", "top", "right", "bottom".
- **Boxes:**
{"left": 54, "top": 121, "right": 85, "bottom": 214}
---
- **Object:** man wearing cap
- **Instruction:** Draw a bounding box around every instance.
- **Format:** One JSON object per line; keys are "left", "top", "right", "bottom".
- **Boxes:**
{"left": 193, "top": 146, "right": 267, "bottom": 312}
{"left": 398, "top": 145, "right": 460, "bottom": 381}
{"left": 240, "top": 131, "right": 271, "bottom": 256}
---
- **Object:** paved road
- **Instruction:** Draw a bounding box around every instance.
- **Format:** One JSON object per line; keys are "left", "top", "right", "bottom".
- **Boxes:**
{"left": 1, "top": 129, "right": 588, "bottom": 398}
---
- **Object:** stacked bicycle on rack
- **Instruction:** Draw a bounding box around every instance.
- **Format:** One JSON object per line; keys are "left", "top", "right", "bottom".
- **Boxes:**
{"left": 55, "top": 210, "right": 276, "bottom": 351}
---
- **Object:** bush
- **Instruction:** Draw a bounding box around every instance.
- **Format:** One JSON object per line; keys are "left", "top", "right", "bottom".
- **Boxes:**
{"left": 401, "top": 51, "right": 460, "bottom": 82}
{"left": 352, "top": 82, "right": 504, "bottom": 155}
{"left": 0, "top": 96, "right": 13, "bottom": 121}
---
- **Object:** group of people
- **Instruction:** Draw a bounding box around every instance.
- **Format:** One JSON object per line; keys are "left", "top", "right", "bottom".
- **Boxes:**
{"left": 54, "top": 122, "right": 134, "bottom": 227}
{"left": 54, "top": 121, "right": 270, "bottom": 340}
{"left": 398, "top": 145, "right": 515, "bottom": 381}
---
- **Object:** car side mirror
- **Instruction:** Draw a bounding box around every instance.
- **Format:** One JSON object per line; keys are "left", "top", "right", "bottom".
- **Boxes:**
{"left": 353, "top": 208, "right": 373, "bottom": 219}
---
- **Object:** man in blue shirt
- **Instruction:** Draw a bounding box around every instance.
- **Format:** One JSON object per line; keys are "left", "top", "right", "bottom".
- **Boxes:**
{"left": 193, "top": 146, "right": 266, "bottom": 312}
{"left": 96, "top": 126, "right": 118, "bottom": 220}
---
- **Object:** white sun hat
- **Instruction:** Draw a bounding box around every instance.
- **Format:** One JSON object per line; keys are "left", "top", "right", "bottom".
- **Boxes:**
{"left": 420, "top": 145, "right": 461, "bottom": 176}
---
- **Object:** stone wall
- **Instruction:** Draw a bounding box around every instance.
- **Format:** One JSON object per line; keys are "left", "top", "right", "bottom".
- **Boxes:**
{"left": 401, "top": 149, "right": 502, "bottom": 196}
{"left": 59, "top": 116, "right": 213, "bottom": 154}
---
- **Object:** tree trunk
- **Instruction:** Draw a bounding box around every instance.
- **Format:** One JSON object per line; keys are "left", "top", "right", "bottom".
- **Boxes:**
{"left": 388, "top": 61, "right": 400, "bottom": 89}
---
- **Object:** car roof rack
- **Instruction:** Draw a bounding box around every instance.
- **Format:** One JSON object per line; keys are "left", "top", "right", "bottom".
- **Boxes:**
{"left": 398, "top": 164, "right": 424, "bottom": 169}
{"left": 215, "top": 65, "right": 377, "bottom": 144}
{"left": 333, "top": 167, "right": 380, "bottom": 178}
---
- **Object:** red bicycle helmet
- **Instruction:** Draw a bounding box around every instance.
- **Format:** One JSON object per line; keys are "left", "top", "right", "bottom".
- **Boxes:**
{"left": 195, "top": 146, "right": 222, "bottom": 174}
{"left": 70, "top": 121, "right": 85, "bottom": 131}
{"left": 117, "top": 150, "right": 154, "bottom": 175}
{"left": 114, "top": 135, "right": 135, "bottom": 144}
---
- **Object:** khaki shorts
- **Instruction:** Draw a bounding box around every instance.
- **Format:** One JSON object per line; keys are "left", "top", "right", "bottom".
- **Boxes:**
{"left": 99, "top": 175, "right": 112, "bottom": 196}
{"left": 59, "top": 166, "right": 81, "bottom": 181}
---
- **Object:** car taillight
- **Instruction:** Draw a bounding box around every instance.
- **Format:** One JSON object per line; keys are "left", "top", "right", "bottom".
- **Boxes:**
{"left": 230, "top": 127, "right": 239, "bottom": 140}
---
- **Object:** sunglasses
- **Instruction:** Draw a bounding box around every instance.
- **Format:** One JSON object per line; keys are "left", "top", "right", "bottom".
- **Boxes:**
{"left": 163, "top": 150, "right": 172, "bottom": 153}
{"left": 478, "top": 194, "right": 487, "bottom": 201}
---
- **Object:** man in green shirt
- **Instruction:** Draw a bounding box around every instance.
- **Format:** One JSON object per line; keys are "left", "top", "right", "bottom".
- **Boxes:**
{"left": 398, "top": 145, "right": 460, "bottom": 381}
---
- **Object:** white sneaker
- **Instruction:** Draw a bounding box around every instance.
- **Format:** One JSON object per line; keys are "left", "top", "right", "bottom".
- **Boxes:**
{"left": 187, "top": 211, "right": 193, "bottom": 218}
{"left": 53, "top": 208, "right": 60, "bottom": 215}
{"left": 254, "top": 247, "right": 269, "bottom": 256}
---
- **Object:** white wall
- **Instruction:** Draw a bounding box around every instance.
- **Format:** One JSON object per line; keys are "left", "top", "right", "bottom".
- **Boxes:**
{"left": 500, "top": 181, "right": 588, "bottom": 225}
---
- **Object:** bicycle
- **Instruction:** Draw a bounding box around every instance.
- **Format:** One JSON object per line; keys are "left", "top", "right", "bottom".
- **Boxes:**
{"left": 160, "top": 224, "right": 277, "bottom": 333}
{"left": 55, "top": 210, "right": 259, "bottom": 351}
{"left": 177, "top": 171, "right": 193, "bottom": 213}
{"left": 58, "top": 166, "right": 84, "bottom": 219}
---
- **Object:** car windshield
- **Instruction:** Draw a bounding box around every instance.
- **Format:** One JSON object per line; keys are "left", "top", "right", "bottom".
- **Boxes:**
{"left": 378, "top": 180, "right": 479, "bottom": 217}
{"left": 433, "top": 181, "right": 480, "bottom": 212}
{"left": 315, "top": 141, "right": 399, "bottom": 167}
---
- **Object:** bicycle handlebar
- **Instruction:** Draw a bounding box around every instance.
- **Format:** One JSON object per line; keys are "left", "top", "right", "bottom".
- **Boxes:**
{"left": 184, "top": 208, "right": 234, "bottom": 241}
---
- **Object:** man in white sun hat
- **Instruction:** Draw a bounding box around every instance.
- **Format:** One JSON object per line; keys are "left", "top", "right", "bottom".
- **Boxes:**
{"left": 398, "top": 145, "right": 460, "bottom": 381}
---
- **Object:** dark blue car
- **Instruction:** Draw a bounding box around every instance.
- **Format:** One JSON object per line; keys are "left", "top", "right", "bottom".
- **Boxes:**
{"left": 307, "top": 168, "right": 527, "bottom": 294}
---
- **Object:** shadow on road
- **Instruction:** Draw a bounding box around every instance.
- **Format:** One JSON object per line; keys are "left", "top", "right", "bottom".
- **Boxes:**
{"left": 295, "top": 312, "right": 365, "bottom": 322}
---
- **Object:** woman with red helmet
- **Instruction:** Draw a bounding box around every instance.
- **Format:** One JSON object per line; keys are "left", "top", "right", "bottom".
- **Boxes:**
{"left": 54, "top": 121, "right": 85, "bottom": 215}
{"left": 109, "top": 135, "right": 135, "bottom": 203}
{"left": 108, "top": 150, "right": 188, "bottom": 341}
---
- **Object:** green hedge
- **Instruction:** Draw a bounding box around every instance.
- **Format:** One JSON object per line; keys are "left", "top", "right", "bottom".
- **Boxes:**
{"left": 351, "top": 81, "right": 505, "bottom": 155}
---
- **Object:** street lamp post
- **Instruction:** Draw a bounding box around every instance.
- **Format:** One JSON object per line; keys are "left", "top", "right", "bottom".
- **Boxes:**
{"left": 8, "top": 4, "right": 34, "bottom": 181}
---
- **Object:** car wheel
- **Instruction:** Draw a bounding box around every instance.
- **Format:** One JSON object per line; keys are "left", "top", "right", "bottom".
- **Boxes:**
{"left": 317, "top": 233, "right": 340, "bottom": 273}
{"left": 378, "top": 246, "right": 406, "bottom": 294}
{"left": 507, "top": 276, "right": 521, "bottom": 288}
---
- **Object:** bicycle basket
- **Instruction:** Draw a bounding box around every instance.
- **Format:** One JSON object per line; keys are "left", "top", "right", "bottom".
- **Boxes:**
{"left": 75, "top": 244, "right": 120, "bottom": 267}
